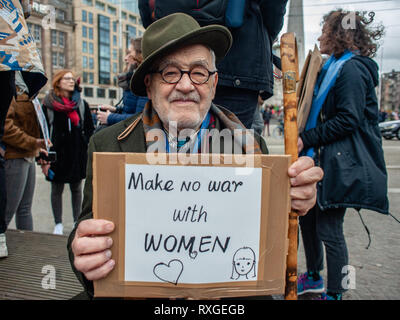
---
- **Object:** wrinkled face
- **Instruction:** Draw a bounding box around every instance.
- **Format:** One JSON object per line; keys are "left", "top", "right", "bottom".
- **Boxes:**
{"left": 144, "top": 44, "right": 218, "bottom": 133}
{"left": 58, "top": 72, "right": 75, "bottom": 92}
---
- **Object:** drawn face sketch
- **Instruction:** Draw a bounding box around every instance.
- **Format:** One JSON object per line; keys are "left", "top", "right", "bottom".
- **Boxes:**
{"left": 231, "top": 247, "right": 256, "bottom": 280}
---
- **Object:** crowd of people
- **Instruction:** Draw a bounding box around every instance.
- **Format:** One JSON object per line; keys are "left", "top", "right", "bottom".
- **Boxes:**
{"left": 0, "top": 0, "right": 389, "bottom": 301}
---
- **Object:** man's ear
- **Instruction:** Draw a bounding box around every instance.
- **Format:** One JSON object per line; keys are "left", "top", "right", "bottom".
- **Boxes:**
{"left": 211, "top": 72, "right": 218, "bottom": 98}
{"left": 144, "top": 74, "right": 152, "bottom": 99}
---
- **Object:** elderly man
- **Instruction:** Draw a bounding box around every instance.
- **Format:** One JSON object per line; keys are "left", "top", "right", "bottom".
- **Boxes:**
{"left": 68, "top": 13, "right": 323, "bottom": 297}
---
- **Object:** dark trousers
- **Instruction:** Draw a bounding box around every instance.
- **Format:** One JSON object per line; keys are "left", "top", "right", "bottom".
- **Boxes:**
{"left": 299, "top": 205, "right": 349, "bottom": 293}
{"left": 0, "top": 71, "right": 15, "bottom": 234}
{"left": 213, "top": 85, "right": 258, "bottom": 129}
{"left": 51, "top": 181, "right": 83, "bottom": 224}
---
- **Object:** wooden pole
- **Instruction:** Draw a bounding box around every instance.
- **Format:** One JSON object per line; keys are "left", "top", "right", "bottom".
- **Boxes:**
{"left": 280, "top": 32, "right": 300, "bottom": 300}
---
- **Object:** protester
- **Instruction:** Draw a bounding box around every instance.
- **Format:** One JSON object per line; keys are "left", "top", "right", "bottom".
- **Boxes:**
{"left": 66, "top": 13, "right": 323, "bottom": 298}
{"left": 42, "top": 70, "right": 94, "bottom": 235}
{"left": 96, "top": 37, "right": 148, "bottom": 127}
{"left": 138, "top": 0, "right": 288, "bottom": 128}
{"left": 2, "top": 72, "right": 49, "bottom": 232}
{"left": 262, "top": 105, "right": 272, "bottom": 137}
{"left": 0, "top": 0, "right": 47, "bottom": 258}
{"left": 297, "top": 9, "right": 388, "bottom": 300}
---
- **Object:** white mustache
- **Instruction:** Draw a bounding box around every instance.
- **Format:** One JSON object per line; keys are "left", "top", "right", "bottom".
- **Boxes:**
{"left": 168, "top": 92, "right": 200, "bottom": 103}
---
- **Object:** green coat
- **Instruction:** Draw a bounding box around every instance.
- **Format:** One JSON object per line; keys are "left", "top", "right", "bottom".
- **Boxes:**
{"left": 67, "top": 112, "right": 269, "bottom": 298}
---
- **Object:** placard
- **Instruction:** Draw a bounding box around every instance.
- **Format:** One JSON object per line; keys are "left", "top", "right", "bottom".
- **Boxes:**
{"left": 93, "top": 153, "right": 291, "bottom": 299}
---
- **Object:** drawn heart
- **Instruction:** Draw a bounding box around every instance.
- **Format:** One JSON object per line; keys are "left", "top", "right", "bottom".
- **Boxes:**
{"left": 153, "top": 259, "right": 184, "bottom": 285}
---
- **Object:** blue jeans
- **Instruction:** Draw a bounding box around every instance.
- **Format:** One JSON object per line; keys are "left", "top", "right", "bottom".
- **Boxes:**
{"left": 213, "top": 86, "right": 258, "bottom": 129}
{"left": 299, "top": 205, "right": 348, "bottom": 293}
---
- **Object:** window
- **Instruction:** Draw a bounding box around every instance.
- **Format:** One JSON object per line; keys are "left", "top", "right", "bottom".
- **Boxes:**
{"left": 129, "top": 15, "right": 137, "bottom": 24}
{"left": 126, "top": 25, "right": 136, "bottom": 47}
{"left": 109, "top": 89, "right": 117, "bottom": 99}
{"left": 57, "top": 9, "right": 65, "bottom": 20}
{"left": 89, "top": 42, "right": 94, "bottom": 55}
{"left": 88, "top": 12, "right": 93, "bottom": 24}
{"left": 82, "top": 10, "right": 87, "bottom": 23}
{"left": 113, "top": 62, "right": 117, "bottom": 73}
{"left": 108, "top": 6, "right": 116, "bottom": 15}
{"left": 112, "top": 49, "right": 117, "bottom": 60}
{"left": 95, "top": 1, "right": 105, "bottom": 11}
{"left": 88, "top": 28, "right": 93, "bottom": 40}
{"left": 84, "top": 87, "right": 93, "bottom": 97}
{"left": 113, "top": 35, "right": 117, "bottom": 46}
{"left": 83, "top": 72, "right": 88, "bottom": 83}
{"left": 51, "top": 30, "right": 57, "bottom": 46}
{"left": 89, "top": 73, "right": 94, "bottom": 84}
{"left": 52, "top": 52, "right": 58, "bottom": 66}
{"left": 89, "top": 57, "right": 94, "bottom": 69}
{"left": 59, "top": 32, "right": 65, "bottom": 48}
{"left": 113, "top": 21, "right": 117, "bottom": 33}
{"left": 82, "top": 41, "right": 88, "bottom": 53}
{"left": 98, "top": 15, "right": 111, "bottom": 84}
{"left": 97, "top": 88, "right": 106, "bottom": 98}
{"left": 27, "top": 23, "right": 41, "bottom": 44}
{"left": 83, "top": 56, "right": 88, "bottom": 69}
{"left": 82, "top": 26, "right": 87, "bottom": 38}
{"left": 58, "top": 53, "right": 65, "bottom": 68}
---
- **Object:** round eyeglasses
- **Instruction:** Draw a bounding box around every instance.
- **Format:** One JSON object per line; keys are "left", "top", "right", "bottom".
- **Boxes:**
{"left": 150, "top": 65, "right": 217, "bottom": 85}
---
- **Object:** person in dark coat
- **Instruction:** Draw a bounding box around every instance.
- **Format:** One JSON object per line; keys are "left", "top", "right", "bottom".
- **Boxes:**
{"left": 96, "top": 37, "right": 148, "bottom": 127}
{"left": 138, "top": 0, "right": 288, "bottom": 128}
{"left": 42, "top": 70, "right": 94, "bottom": 235}
{"left": 296, "top": 10, "right": 388, "bottom": 300}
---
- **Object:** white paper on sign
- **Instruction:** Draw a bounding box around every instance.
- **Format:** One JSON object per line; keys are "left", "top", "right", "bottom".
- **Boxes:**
{"left": 124, "top": 164, "right": 263, "bottom": 285}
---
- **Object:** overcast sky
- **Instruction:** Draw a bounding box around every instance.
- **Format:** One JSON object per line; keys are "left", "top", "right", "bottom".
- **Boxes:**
{"left": 280, "top": 0, "right": 400, "bottom": 74}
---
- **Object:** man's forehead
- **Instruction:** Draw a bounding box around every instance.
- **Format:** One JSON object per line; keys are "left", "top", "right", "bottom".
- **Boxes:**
{"left": 157, "top": 44, "right": 212, "bottom": 68}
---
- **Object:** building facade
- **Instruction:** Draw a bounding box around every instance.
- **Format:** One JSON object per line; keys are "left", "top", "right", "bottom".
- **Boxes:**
{"left": 73, "top": 0, "right": 145, "bottom": 106}
{"left": 28, "top": 0, "right": 75, "bottom": 99}
{"left": 27, "top": 0, "right": 144, "bottom": 105}
{"left": 380, "top": 70, "right": 400, "bottom": 114}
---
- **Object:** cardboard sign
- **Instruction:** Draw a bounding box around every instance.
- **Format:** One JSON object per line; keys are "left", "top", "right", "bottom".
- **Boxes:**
{"left": 93, "top": 153, "right": 291, "bottom": 299}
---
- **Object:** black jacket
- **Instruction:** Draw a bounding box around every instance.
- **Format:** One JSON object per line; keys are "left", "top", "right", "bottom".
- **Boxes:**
{"left": 138, "top": 0, "right": 287, "bottom": 97}
{"left": 300, "top": 55, "right": 389, "bottom": 214}
{"left": 43, "top": 99, "right": 94, "bottom": 184}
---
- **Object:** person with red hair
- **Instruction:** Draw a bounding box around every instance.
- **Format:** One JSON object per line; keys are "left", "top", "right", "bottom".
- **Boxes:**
{"left": 42, "top": 70, "right": 94, "bottom": 235}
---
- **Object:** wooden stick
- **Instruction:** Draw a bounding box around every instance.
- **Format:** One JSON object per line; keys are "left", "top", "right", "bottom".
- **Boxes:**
{"left": 280, "top": 32, "right": 300, "bottom": 300}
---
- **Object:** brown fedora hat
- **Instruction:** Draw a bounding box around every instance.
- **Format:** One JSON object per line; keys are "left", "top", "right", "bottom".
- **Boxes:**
{"left": 130, "top": 13, "right": 232, "bottom": 96}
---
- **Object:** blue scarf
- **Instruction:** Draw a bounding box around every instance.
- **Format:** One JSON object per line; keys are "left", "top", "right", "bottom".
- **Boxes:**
{"left": 303, "top": 50, "right": 355, "bottom": 157}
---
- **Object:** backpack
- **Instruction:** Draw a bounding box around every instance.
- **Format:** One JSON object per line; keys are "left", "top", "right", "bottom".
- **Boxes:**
{"left": 149, "top": 0, "right": 229, "bottom": 26}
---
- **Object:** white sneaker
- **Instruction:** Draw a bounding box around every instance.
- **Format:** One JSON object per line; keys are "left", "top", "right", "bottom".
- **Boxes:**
{"left": 0, "top": 233, "right": 8, "bottom": 258}
{"left": 53, "top": 223, "right": 64, "bottom": 235}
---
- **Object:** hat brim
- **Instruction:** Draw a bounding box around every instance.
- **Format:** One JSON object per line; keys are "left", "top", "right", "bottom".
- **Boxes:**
{"left": 130, "top": 25, "right": 232, "bottom": 97}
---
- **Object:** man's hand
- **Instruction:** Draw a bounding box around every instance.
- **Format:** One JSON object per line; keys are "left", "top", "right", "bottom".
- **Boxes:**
{"left": 288, "top": 156, "right": 323, "bottom": 216}
{"left": 97, "top": 110, "right": 111, "bottom": 125}
{"left": 71, "top": 219, "right": 115, "bottom": 281}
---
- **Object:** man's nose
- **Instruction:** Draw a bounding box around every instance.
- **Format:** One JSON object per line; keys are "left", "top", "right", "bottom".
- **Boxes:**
{"left": 175, "top": 72, "right": 195, "bottom": 92}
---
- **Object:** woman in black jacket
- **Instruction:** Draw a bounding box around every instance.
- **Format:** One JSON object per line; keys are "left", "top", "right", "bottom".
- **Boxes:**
{"left": 297, "top": 10, "right": 388, "bottom": 300}
{"left": 42, "top": 70, "right": 94, "bottom": 235}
